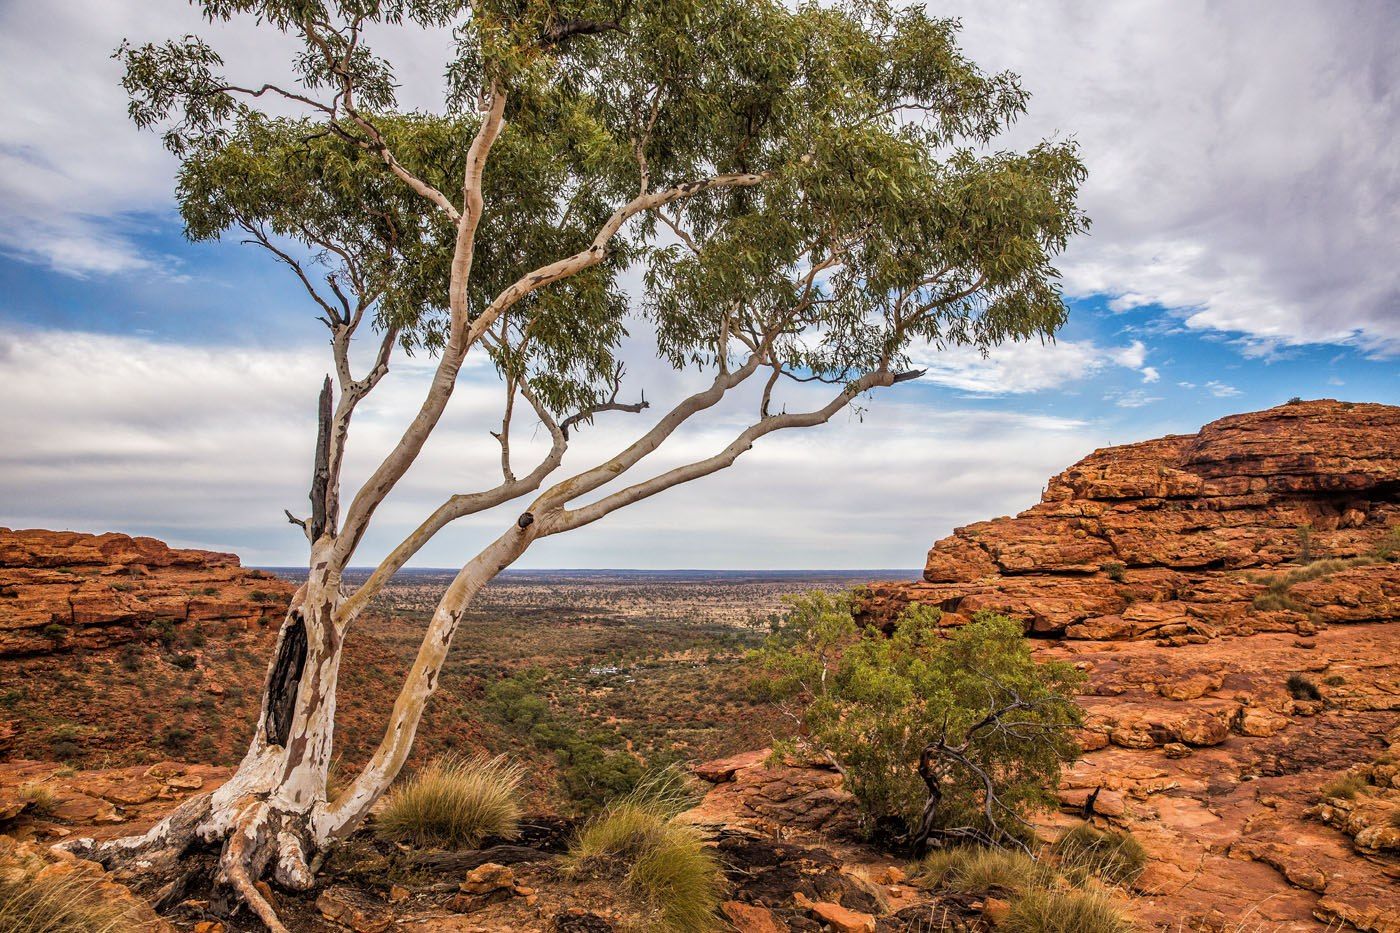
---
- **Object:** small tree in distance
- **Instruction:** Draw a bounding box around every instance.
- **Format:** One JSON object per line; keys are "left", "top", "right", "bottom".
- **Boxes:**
{"left": 76, "top": 1, "right": 1086, "bottom": 927}
{"left": 756, "top": 594, "right": 1083, "bottom": 853}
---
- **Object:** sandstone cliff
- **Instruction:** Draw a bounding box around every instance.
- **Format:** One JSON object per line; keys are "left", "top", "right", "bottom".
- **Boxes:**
{"left": 863, "top": 400, "right": 1400, "bottom": 640}
{"left": 0, "top": 527, "right": 293, "bottom": 657}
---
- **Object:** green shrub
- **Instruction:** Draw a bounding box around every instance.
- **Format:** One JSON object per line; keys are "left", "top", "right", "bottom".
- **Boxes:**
{"left": 568, "top": 779, "right": 720, "bottom": 932}
{"left": 1002, "top": 887, "right": 1131, "bottom": 933}
{"left": 1286, "top": 674, "right": 1321, "bottom": 701}
{"left": 0, "top": 870, "right": 141, "bottom": 932}
{"left": 170, "top": 653, "right": 198, "bottom": 671}
{"left": 1101, "top": 561, "right": 1125, "bottom": 582}
{"left": 1051, "top": 824, "right": 1146, "bottom": 885}
{"left": 160, "top": 726, "right": 193, "bottom": 750}
{"left": 755, "top": 595, "right": 1083, "bottom": 843}
{"left": 41, "top": 624, "right": 70, "bottom": 641}
{"left": 376, "top": 754, "right": 524, "bottom": 848}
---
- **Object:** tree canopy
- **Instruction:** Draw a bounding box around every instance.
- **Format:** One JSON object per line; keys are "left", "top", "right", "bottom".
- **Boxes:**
{"left": 126, "top": 0, "right": 1086, "bottom": 422}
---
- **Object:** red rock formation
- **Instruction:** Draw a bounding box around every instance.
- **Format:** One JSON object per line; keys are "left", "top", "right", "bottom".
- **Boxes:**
{"left": 862, "top": 400, "right": 1400, "bottom": 640}
{"left": 0, "top": 527, "right": 292, "bottom": 657}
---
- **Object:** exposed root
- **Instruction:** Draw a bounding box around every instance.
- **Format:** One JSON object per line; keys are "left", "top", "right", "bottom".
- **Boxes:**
{"left": 59, "top": 790, "right": 212, "bottom": 884}
{"left": 223, "top": 800, "right": 289, "bottom": 933}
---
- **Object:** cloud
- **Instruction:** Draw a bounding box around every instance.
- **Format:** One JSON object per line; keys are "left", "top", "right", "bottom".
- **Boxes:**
{"left": 0, "top": 327, "right": 1111, "bottom": 568}
{"left": 943, "top": 0, "right": 1400, "bottom": 355}
{"left": 0, "top": 1, "right": 452, "bottom": 276}
{"left": 1109, "top": 389, "right": 1162, "bottom": 409}
{"left": 909, "top": 337, "right": 1157, "bottom": 395}
{"left": 1204, "top": 380, "right": 1242, "bottom": 398}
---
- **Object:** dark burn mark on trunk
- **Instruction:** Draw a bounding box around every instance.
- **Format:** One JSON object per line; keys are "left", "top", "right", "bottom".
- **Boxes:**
{"left": 266, "top": 616, "right": 308, "bottom": 746}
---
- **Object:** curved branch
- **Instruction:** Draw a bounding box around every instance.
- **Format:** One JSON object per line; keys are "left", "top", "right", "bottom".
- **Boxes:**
{"left": 543, "top": 368, "right": 915, "bottom": 535}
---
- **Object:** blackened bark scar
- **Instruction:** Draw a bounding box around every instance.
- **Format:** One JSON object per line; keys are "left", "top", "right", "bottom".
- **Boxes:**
{"left": 265, "top": 617, "right": 308, "bottom": 746}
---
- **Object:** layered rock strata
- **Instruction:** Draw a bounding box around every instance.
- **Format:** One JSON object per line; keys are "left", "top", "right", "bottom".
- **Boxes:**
{"left": 862, "top": 400, "right": 1400, "bottom": 640}
{"left": 0, "top": 528, "right": 292, "bottom": 657}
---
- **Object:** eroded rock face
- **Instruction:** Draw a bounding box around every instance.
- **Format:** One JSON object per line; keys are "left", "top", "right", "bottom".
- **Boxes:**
{"left": 0, "top": 527, "right": 292, "bottom": 657}
{"left": 862, "top": 400, "right": 1400, "bottom": 640}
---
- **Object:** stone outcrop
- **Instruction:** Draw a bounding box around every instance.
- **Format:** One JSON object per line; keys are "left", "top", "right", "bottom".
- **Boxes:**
{"left": 0, "top": 527, "right": 292, "bottom": 657}
{"left": 862, "top": 400, "right": 1400, "bottom": 641}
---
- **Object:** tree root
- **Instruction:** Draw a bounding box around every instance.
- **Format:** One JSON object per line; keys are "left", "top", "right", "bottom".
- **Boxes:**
{"left": 223, "top": 800, "right": 289, "bottom": 933}
{"left": 63, "top": 790, "right": 323, "bottom": 933}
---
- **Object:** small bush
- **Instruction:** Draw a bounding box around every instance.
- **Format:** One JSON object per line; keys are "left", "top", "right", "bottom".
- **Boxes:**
{"left": 42, "top": 624, "right": 70, "bottom": 641}
{"left": 0, "top": 869, "right": 140, "bottom": 933}
{"left": 569, "top": 780, "right": 720, "bottom": 932}
{"left": 1051, "top": 824, "right": 1146, "bottom": 885}
{"left": 376, "top": 754, "right": 524, "bottom": 848}
{"left": 1286, "top": 674, "right": 1321, "bottom": 701}
{"left": 1101, "top": 561, "right": 1125, "bottom": 582}
{"left": 160, "top": 726, "right": 193, "bottom": 750}
{"left": 1321, "top": 773, "right": 1367, "bottom": 801}
{"left": 170, "top": 653, "right": 198, "bottom": 671}
{"left": 1322, "top": 675, "right": 1346, "bottom": 687}
{"left": 1002, "top": 887, "right": 1131, "bottom": 933}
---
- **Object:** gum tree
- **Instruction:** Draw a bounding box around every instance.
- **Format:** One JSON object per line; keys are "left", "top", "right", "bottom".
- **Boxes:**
{"left": 73, "top": 1, "right": 1085, "bottom": 927}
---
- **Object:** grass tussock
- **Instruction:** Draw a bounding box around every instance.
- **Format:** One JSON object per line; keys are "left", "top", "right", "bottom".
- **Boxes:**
{"left": 1052, "top": 824, "right": 1147, "bottom": 886}
{"left": 376, "top": 754, "right": 524, "bottom": 849}
{"left": 1320, "top": 772, "right": 1368, "bottom": 801}
{"left": 0, "top": 870, "right": 140, "bottom": 933}
{"left": 913, "top": 846, "right": 1042, "bottom": 896}
{"left": 1252, "top": 557, "right": 1375, "bottom": 611}
{"left": 18, "top": 783, "right": 59, "bottom": 818}
{"left": 568, "top": 774, "right": 721, "bottom": 932}
{"left": 1002, "top": 886, "right": 1132, "bottom": 933}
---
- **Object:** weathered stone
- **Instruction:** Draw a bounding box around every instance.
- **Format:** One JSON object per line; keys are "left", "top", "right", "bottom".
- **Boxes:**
{"left": 721, "top": 900, "right": 789, "bottom": 933}
{"left": 861, "top": 401, "right": 1400, "bottom": 641}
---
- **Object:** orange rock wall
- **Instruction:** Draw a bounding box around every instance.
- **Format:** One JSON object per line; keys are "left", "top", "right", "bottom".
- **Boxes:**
{"left": 863, "top": 400, "right": 1400, "bottom": 640}
{"left": 0, "top": 528, "right": 293, "bottom": 657}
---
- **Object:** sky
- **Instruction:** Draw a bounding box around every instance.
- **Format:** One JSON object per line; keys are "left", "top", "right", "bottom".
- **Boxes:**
{"left": 0, "top": 0, "right": 1397, "bottom": 570}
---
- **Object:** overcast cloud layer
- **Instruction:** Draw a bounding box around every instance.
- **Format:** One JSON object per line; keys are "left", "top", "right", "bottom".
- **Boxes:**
{"left": 0, "top": 1, "right": 1396, "bottom": 567}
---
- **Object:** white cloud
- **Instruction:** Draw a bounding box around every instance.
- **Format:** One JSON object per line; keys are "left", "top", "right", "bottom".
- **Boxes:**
{"left": 0, "top": 328, "right": 1111, "bottom": 568}
{"left": 1204, "top": 380, "right": 1242, "bottom": 398}
{"left": 909, "top": 337, "right": 1157, "bottom": 395}
{"left": 1140, "top": 367, "right": 1160, "bottom": 384}
{"left": 0, "top": 1, "right": 452, "bottom": 275}
{"left": 1109, "top": 389, "right": 1162, "bottom": 409}
{"left": 943, "top": 0, "right": 1400, "bottom": 355}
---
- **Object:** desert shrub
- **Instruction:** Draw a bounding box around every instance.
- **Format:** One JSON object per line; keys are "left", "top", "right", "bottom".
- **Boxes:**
{"left": 568, "top": 778, "right": 720, "bottom": 932}
{"left": 0, "top": 688, "right": 23, "bottom": 707}
{"left": 1051, "top": 823, "right": 1146, "bottom": 885}
{"left": 248, "top": 589, "right": 278, "bottom": 603}
{"left": 1101, "top": 561, "right": 1125, "bottom": 582}
{"left": 160, "top": 726, "right": 193, "bottom": 750}
{"left": 146, "top": 619, "right": 177, "bottom": 645}
{"left": 755, "top": 594, "right": 1083, "bottom": 844}
{"left": 1322, "top": 674, "right": 1346, "bottom": 686}
{"left": 1002, "top": 887, "right": 1131, "bottom": 933}
{"left": 1321, "top": 772, "right": 1367, "bottom": 801}
{"left": 376, "top": 754, "right": 524, "bottom": 848}
{"left": 42, "top": 624, "right": 70, "bottom": 641}
{"left": 50, "top": 741, "right": 81, "bottom": 761}
{"left": 170, "top": 653, "right": 198, "bottom": 671}
{"left": 1286, "top": 674, "right": 1321, "bottom": 701}
{"left": 0, "top": 870, "right": 141, "bottom": 933}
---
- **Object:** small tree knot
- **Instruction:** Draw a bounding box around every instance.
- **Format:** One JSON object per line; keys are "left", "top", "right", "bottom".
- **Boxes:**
{"left": 517, "top": 512, "right": 535, "bottom": 529}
